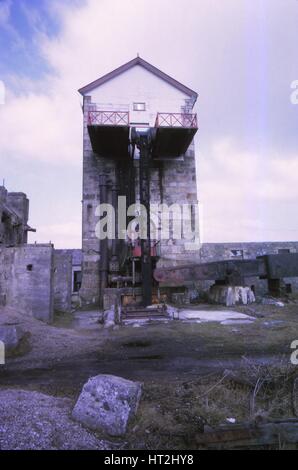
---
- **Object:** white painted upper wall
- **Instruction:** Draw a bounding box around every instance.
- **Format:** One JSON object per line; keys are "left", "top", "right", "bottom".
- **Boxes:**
{"left": 86, "top": 65, "right": 193, "bottom": 127}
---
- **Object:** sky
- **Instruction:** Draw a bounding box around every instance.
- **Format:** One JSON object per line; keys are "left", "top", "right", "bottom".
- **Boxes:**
{"left": 0, "top": 0, "right": 298, "bottom": 248}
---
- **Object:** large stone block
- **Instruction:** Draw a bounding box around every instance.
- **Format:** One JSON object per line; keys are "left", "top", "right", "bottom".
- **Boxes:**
{"left": 72, "top": 374, "right": 142, "bottom": 436}
{"left": 0, "top": 325, "right": 26, "bottom": 352}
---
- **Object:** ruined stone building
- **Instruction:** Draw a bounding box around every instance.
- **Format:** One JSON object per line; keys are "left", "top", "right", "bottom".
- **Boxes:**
{"left": 0, "top": 185, "right": 54, "bottom": 320}
{"left": 0, "top": 185, "right": 35, "bottom": 245}
{"left": 0, "top": 182, "right": 83, "bottom": 321}
{"left": 0, "top": 181, "right": 84, "bottom": 321}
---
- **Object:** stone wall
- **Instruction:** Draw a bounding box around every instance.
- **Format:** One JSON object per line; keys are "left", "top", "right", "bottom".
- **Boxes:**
{"left": 80, "top": 96, "right": 103, "bottom": 305}
{"left": 53, "top": 250, "right": 72, "bottom": 313}
{"left": 0, "top": 244, "right": 54, "bottom": 322}
{"left": 0, "top": 247, "right": 14, "bottom": 307}
{"left": 156, "top": 139, "right": 200, "bottom": 266}
{"left": 53, "top": 249, "right": 82, "bottom": 312}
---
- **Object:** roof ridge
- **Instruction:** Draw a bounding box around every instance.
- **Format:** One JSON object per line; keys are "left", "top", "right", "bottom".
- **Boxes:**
{"left": 78, "top": 56, "right": 198, "bottom": 99}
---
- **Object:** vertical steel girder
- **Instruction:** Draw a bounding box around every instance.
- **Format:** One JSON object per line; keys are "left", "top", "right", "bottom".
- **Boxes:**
{"left": 138, "top": 133, "right": 152, "bottom": 307}
{"left": 99, "top": 174, "right": 108, "bottom": 306}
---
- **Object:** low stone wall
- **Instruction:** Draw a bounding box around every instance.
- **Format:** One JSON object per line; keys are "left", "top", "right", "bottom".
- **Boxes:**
{"left": 0, "top": 244, "right": 54, "bottom": 322}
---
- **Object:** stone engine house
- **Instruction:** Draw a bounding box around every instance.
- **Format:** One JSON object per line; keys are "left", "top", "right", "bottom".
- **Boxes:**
{"left": 78, "top": 56, "right": 199, "bottom": 308}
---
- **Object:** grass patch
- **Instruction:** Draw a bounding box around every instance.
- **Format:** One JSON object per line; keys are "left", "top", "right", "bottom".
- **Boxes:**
{"left": 128, "top": 358, "right": 298, "bottom": 449}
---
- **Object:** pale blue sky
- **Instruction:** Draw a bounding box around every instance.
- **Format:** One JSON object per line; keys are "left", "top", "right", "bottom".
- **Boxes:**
{"left": 0, "top": 0, "right": 298, "bottom": 247}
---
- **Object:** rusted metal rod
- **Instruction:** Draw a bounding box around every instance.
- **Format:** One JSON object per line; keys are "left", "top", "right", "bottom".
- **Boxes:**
{"left": 138, "top": 132, "right": 152, "bottom": 307}
{"left": 99, "top": 173, "right": 108, "bottom": 305}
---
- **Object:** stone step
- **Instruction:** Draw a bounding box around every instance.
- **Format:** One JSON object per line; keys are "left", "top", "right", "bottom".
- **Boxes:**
{"left": 122, "top": 316, "right": 170, "bottom": 324}
{"left": 122, "top": 315, "right": 168, "bottom": 320}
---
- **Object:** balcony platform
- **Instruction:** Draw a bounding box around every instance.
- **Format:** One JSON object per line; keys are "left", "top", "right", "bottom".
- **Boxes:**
{"left": 153, "top": 113, "right": 198, "bottom": 158}
{"left": 87, "top": 110, "right": 130, "bottom": 158}
{"left": 86, "top": 110, "right": 198, "bottom": 159}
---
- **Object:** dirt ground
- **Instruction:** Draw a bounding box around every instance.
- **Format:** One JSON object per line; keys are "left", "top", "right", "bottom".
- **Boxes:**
{"left": 0, "top": 301, "right": 298, "bottom": 449}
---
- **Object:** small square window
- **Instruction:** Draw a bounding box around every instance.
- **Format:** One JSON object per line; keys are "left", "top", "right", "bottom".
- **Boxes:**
{"left": 133, "top": 102, "right": 146, "bottom": 111}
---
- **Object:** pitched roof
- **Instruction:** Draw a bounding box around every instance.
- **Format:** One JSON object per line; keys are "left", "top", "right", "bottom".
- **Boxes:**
{"left": 78, "top": 56, "right": 198, "bottom": 99}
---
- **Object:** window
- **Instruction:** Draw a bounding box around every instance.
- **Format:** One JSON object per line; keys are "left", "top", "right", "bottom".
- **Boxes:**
{"left": 286, "top": 283, "right": 292, "bottom": 294}
{"left": 133, "top": 102, "right": 146, "bottom": 111}
{"left": 87, "top": 204, "right": 92, "bottom": 224}
{"left": 278, "top": 248, "right": 291, "bottom": 254}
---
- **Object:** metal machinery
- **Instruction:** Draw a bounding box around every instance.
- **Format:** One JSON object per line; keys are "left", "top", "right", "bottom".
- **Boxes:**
{"left": 87, "top": 109, "right": 298, "bottom": 310}
{"left": 154, "top": 253, "right": 298, "bottom": 297}
{"left": 87, "top": 109, "right": 198, "bottom": 311}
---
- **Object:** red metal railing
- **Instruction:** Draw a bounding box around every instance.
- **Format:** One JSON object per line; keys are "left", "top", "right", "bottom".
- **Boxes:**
{"left": 88, "top": 110, "right": 129, "bottom": 126}
{"left": 155, "top": 113, "right": 197, "bottom": 128}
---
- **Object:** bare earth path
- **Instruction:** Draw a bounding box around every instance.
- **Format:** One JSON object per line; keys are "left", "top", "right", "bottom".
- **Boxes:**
{"left": 0, "top": 303, "right": 297, "bottom": 449}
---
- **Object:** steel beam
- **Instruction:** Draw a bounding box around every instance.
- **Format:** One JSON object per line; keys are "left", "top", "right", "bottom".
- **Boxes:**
{"left": 138, "top": 132, "right": 152, "bottom": 306}
{"left": 99, "top": 174, "right": 108, "bottom": 306}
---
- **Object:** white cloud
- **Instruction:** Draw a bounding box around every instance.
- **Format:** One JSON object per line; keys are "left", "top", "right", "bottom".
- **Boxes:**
{"left": 199, "top": 138, "right": 298, "bottom": 242}
{"left": 0, "top": 89, "right": 82, "bottom": 165}
{"left": 29, "top": 220, "right": 81, "bottom": 249}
